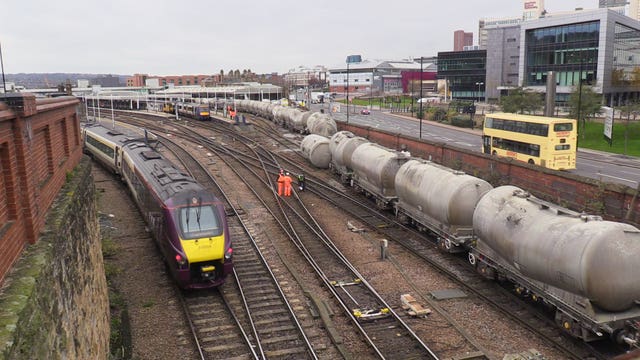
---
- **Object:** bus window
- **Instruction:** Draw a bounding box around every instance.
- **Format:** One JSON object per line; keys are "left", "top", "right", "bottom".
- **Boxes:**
{"left": 555, "top": 144, "right": 571, "bottom": 150}
{"left": 554, "top": 123, "right": 573, "bottom": 131}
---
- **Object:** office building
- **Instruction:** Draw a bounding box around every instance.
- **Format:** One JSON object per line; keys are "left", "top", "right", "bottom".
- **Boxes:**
{"left": 523, "top": 0, "right": 545, "bottom": 20}
{"left": 485, "top": 25, "right": 521, "bottom": 101}
{"left": 437, "top": 49, "right": 487, "bottom": 100}
{"left": 520, "top": 8, "right": 640, "bottom": 105}
{"left": 454, "top": 30, "right": 473, "bottom": 51}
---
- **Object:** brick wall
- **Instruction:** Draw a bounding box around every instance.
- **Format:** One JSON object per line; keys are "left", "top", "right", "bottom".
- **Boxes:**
{"left": 0, "top": 94, "right": 82, "bottom": 285}
{"left": 341, "top": 123, "right": 640, "bottom": 227}
{"left": 0, "top": 158, "right": 109, "bottom": 359}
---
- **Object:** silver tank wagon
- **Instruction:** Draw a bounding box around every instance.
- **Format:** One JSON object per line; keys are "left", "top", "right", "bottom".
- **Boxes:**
{"left": 329, "top": 132, "right": 369, "bottom": 181}
{"left": 473, "top": 185, "right": 640, "bottom": 312}
{"left": 306, "top": 112, "right": 337, "bottom": 137}
{"left": 394, "top": 159, "right": 493, "bottom": 250}
{"left": 349, "top": 143, "right": 411, "bottom": 207}
{"left": 300, "top": 135, "right": 331, "bottom": 169}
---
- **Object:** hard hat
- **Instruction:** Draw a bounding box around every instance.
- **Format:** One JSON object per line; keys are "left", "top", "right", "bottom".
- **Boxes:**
{"left": 286, "top": 172, "right": 290, "bottom": 175}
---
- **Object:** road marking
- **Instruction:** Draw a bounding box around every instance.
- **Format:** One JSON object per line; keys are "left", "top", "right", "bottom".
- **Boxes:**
{"left": 597, "top": 172, "right": 638, "bottom": 186}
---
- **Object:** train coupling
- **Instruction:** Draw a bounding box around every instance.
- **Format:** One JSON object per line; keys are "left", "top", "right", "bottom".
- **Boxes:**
{"left": 353, "top": 307, "right": 390, "bottom": 321}
{"left": 201, "top": 265, "right": 216, "bottom": 279}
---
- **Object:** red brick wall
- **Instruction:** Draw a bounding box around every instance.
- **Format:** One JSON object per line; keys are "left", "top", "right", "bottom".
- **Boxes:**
{"left": 0, "top": 94, "right": 82, "bottom": 285}
{"left": 341, "top": 123, "right": 640, "bottom": 227}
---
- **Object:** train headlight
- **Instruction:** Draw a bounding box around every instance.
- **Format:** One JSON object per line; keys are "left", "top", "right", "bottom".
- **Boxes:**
{"left": 225, "top": 248, "right": 233, "bottom": 260}
{"left": 175, "top": 254, "right": 187, "bottom": 266}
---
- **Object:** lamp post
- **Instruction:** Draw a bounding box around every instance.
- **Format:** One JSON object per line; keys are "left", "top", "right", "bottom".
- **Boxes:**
{"left": 110, "top": 94, "right": 115, "bottom": 129}
{"left": 97, "top": 93, "right": 101, "bottom": 122}
{"left": 345, "top": 55, "right": 361, "bottom": 124}
{"left": 475, "top": 82, "right": 484, "bottom": 103}
{"left": 419, "top": 57, "right": 424, "bottom": 139}
{"left": 346, "top": 61, "right": 350, "bottom": 124}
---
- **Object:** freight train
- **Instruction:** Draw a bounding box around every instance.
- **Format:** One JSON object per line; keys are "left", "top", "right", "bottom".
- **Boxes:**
{"left": 302, "top": 130, "right": 640, "bottom": 346}
{"left": 234, "top": 99, "right": 337, "bottom": 137}
{"left": 83, "top": 123, "right": 233, "bottom": 289}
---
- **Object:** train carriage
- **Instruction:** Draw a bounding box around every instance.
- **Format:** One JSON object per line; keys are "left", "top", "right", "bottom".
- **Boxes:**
{"left": 471, "top": 185, "right": 640, "bottom": 344}
{"left": 83, "top": 123, "right": 232, "bottom": 289}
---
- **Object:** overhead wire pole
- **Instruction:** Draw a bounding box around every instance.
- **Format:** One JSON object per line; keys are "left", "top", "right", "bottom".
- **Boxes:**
{"left": 0, "top": 41, "right": 7, "bottom": 94}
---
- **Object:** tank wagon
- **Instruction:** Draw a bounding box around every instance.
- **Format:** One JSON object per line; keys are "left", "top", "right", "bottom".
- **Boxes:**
{"left": 471, "top": 185, "right": 640, "bottom": 344}
{"left": 328, "top": 131, "right": 369, "bottom": 182}
{"left": 306, "top": 112, "right": 337, "bottom": 137}
{"left": 234, "top": 100, "right": 337, "bottom": 136}
{"left": 395, "top": 159, "right": 493, "bottom": 252}
{"left": 300, "top": 134, "right": 332, "bottom": 169}
{"left": 349, "top": 142, "right": 411, "bottom": 209}
{"left": 83, "top": 123, "right": 233, "bottom": 289}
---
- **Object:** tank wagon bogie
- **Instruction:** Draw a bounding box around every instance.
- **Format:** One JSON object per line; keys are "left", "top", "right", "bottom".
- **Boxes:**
{"left": 471, "top": 185, "right": 640, "bottom": 344}
{"left": 83, "top": 123, "right": 233, "bottom": 289}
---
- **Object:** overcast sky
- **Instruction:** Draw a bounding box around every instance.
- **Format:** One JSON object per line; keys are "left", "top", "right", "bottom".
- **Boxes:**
{"left": 3, "top": 0, "right": 596, "bottom": 76}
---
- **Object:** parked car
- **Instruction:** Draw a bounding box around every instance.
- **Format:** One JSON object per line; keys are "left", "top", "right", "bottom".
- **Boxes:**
{"left": 360, "top": 109, "right": 371, "bottom": 115}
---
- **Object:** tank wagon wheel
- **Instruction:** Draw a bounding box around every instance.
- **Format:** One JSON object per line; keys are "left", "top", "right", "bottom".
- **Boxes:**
{"left": 468, "top": 253, "right": 477, "bottom": 267}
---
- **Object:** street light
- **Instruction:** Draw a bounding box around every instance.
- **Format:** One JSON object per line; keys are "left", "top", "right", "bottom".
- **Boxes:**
{"left": 475, "top": 82, "right": 484, "bottom": 103}
{"left": 345, "top": 55, "right": 361, "bottom": 125}
{"left": 346, "top": 61, "right": 350, "bottom": 124}
{"left": 419, "top": 57, "right": 424, "bottom": 139}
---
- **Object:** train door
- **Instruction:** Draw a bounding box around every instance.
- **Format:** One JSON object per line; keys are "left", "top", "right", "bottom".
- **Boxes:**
{"left": 115, "top": 146, "right": 121, "bottom": 171}
{"left": 482, "top": 135, "right": 491, "bottom": 154}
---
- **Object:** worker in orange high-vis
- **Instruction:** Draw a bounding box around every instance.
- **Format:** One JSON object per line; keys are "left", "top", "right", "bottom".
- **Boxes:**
{"left": 277, "top": 169, "right": 285, "bottom": 196}
{"left": 283, "top": 172, "right": 293, "bottom": 197}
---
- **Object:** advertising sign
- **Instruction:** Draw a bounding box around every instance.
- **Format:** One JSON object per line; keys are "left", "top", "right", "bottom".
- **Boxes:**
{"left": 602, "top": 106, "right": 614, "bottom": 145}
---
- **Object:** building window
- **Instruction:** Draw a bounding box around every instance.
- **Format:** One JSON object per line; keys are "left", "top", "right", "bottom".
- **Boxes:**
{"left": 525, "top": 21, "right": 600, "bottom": 86}
{"left": 612, "top": 22, "right": 640, "bottom": 87}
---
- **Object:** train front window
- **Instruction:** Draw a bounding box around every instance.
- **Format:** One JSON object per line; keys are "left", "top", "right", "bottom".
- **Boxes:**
{"left": 179, "top": 205, "right": 222, "bottom": 239}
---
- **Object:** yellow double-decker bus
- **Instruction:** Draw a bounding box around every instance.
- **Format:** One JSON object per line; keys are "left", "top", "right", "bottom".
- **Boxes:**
{"left": 482, "top": 113, "right": 577, "bottom": 170}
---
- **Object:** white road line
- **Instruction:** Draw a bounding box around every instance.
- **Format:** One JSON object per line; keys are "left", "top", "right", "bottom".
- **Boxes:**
{"left": 597, "top": 172, "right": 638, "bottom": 186}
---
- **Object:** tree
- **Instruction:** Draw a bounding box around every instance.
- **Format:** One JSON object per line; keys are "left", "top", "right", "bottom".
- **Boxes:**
{"left": 567, "top": 85, "right": 602, "bottom": 139}
{"left": 615, "top": 101, "right": 640, "bottom": 155}
{"left": 499, "top": 87, "right": 544, "bottom": 114}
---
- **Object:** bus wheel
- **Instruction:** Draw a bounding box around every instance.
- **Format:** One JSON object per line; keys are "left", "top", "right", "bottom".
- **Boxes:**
{"left": 528, "top": 159, "right": 535, "bottom": 164}
{"left": 492, "top": 150, "right": 497, "bottom": 156}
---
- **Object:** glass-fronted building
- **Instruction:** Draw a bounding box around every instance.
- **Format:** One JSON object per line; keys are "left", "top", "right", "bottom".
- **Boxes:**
{"left": 437, "top": 50, "right": 487, "bottom": 101}
{"left": 520, "top": 8, "right": 640, "bottom": 105}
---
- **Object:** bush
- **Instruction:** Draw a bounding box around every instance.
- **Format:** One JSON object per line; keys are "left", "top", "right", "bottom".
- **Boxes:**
{"left": 430, "top": 108, "right": 448, "bottom": 121}
{"left": 450, "top": 115, "right": 474, "bottom": 128}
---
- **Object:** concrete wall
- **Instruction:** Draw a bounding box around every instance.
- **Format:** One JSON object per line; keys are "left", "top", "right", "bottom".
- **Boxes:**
{"left": 340, "top": 122, "right": 640, "bottom": 227}
{"left": 0, "top": 158, "right": 110, "bottom": 359}
{"left": 0, "top": 94, "right": 83, "bottom": 285}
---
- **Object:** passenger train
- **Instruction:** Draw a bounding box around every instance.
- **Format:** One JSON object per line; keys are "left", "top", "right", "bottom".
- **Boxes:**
{"left": 83, "top": 123, "right": 233, "bottom": 289}
{"left": 303, "top": 130, "right": 640, "bottom": 346}
{"left": 162, "top": 102, "right": 211, "bottom": 121}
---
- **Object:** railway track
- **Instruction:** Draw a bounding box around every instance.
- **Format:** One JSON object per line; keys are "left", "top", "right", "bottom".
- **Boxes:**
{"left": 206, "top": 128, "right": 440, "bottom": 359}
{"left": 102, "top": 109, "right": 624, "bottom": 359}
{"left": 156, "top": 131, "right": 320, "bottom": 359}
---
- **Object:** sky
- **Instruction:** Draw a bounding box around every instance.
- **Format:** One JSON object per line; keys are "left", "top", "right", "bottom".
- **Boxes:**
{"left": 2, "top": 0, "right": 596, "bottom": 76}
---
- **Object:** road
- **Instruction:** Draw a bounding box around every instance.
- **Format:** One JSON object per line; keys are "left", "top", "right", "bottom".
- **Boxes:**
{"left": 313, "top": 102, "right": 640, "bottom": 189}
